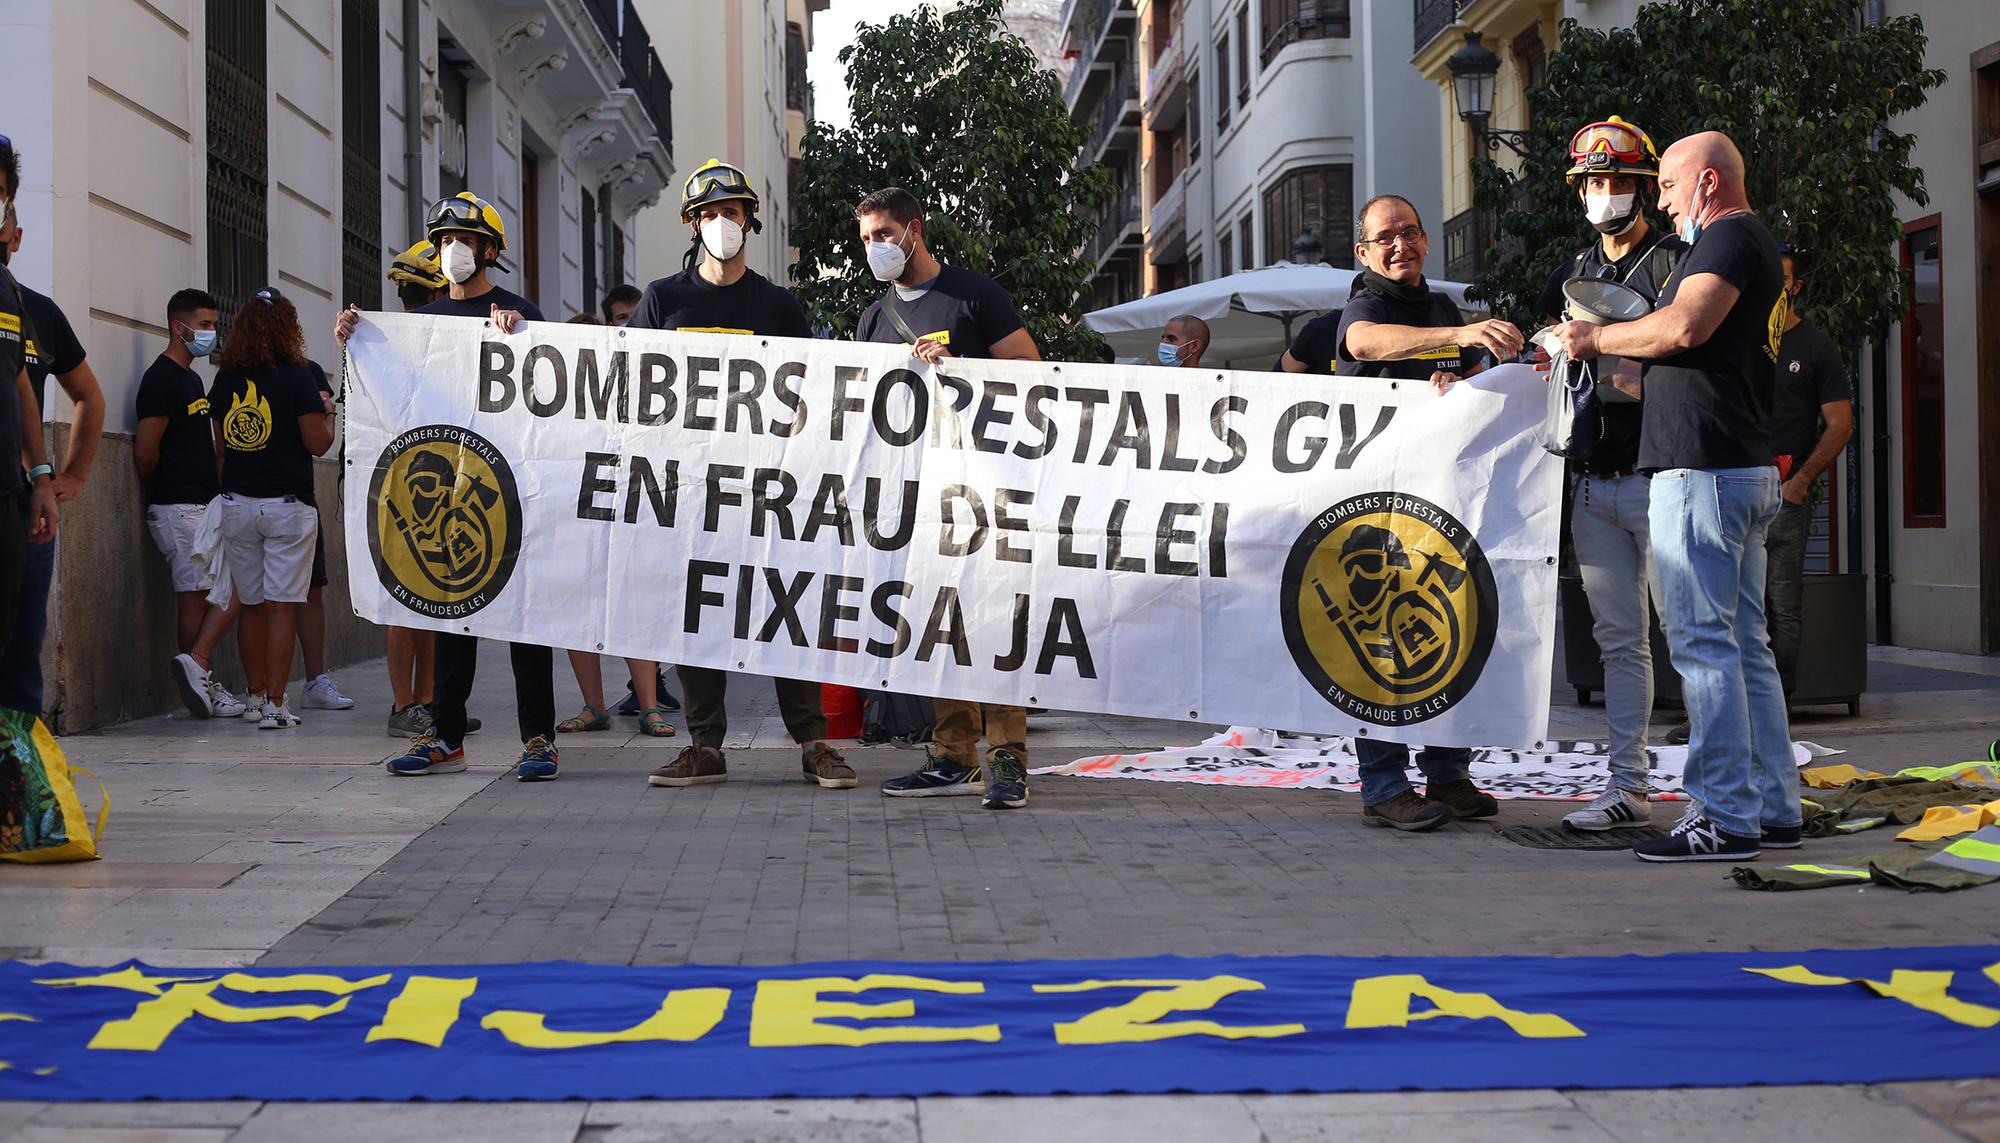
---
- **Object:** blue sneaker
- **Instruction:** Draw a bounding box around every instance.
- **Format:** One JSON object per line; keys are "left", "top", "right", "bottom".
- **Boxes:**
{"left": 618, "top": 669, "right": 682, "bottom": 714}
{"left": 515, "top": 735, "right": 559, "bottom": 782}
{"left": 385, "top": 732, "right": 466, "bottom": 776}
{"left": 615, "top": 684, "right": 642, "bottom": 716}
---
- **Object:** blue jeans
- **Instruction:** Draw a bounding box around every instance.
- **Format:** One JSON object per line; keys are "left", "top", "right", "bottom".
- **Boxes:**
{"left": 0, "top": 536, "right": 56, "bottom": 714}
{"left": 1648, "top": 467, "right": 1798, "bottom": 838}
{"left": 1572, "top": 473, "right": 1657, "bottom": 793}
{"left": 1357, "top": 739, "right": 1471, "bottom": 805}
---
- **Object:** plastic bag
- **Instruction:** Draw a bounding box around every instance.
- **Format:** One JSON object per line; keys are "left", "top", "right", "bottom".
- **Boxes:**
{"left": 0, "top": 709, "right": 107, "bottom": 863}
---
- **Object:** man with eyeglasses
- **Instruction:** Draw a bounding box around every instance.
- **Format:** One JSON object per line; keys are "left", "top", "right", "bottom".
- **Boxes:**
{"left": 1535, "top": 117, "right": 1685, "bottom": 834}
{"left": 1280, "top": 193, "right": 1522, "bottom": 832}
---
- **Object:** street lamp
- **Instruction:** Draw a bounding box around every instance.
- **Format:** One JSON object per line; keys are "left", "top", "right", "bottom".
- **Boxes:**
{"left": 1291, "top": 228, "right": 1323, "bottom": 265}
{"left": 1446, "top": 31, "right": 1532, "bottom": 161}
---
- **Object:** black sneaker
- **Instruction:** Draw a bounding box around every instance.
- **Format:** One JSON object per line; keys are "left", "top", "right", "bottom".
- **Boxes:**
{"left": 1633, "top": 814, "right": 1759, "bottom": 862}
{"left": 1760, "top": 822, "right": 1804, "bottom": 849}
{"left": 1666, "top": 720, "right": 1691, "bottom": 746}
{"left": 983, "top": 749, "right": 1028, "bottom": 810}
{"left": 881, "top": 752, "right": 984, "bottom": 797}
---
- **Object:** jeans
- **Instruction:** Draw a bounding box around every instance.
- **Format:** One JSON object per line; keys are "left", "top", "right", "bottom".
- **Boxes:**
{"left": 1356, "top": 739, "right": 1471, "bottom": 805}
{"left": 1763, "top": 498, "right": 1811, "bottom": 694}
{"left": 1571, "top": 474, "right": 1656, "bottom": 793}
{"left": 0, "top": 536, "right": 55, "bottom": 713}
{"left": 1648, "top": 467, "right": 1798, "bottom": 838}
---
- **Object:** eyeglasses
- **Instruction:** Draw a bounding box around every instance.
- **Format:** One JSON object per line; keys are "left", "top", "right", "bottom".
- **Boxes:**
{"left": 1363, "top": 226, "right": 1424, "bottom": 249}
{"left": 1569, "top": 121, "right": 1652, "bottom": 166}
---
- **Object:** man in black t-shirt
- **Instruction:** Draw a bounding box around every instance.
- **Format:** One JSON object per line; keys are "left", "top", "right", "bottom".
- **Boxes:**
{"left": 1549, "top": 131, "right": 1797, "bottom": 863}
{"left": 1282, "top": 194, "right": 1521, "bottom": 835}
{"left": 340, "top": 193, "right": 557, "bottom": 782}
{"left": 1537, "top": 117, "right": 1685, "bottom": 833}
{"left": 633, "top": 159, "right": 853, "bottom": 794}
{"left": 854, "top": 186, "right": 1039, "bottom": 810}
{"left": 0, "top": 194, "right": 106, "bottom": 714}
{"left": 1763, "top": 249, "right": 1852, "bottom": 694}
{"left": 0, "top": 139, "right": 61, "bottom": 662}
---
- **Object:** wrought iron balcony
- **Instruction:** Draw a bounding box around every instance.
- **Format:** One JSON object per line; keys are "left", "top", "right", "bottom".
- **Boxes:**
{"left": 1084, "top": 67, "right": 1140, "bottom": 161}
{"left": 1413, "top": 0, "right": 1462, "bottom": 55}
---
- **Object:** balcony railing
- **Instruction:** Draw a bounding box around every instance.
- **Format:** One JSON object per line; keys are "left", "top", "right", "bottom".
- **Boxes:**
{"left": 580, "top": 0, "right": 620, "bottom": 55}
{"left": 620, "top": 0, "right": 673, "bottom": 146}
{"left": 1062, "top": 0, "right": 1129, "bottom": 106}
{"left": 1088, "top": 190, "right": 1141, "bottom": 268}
{"left": 1263, "top": 3, "right": 1352, "bottom": 68}
{"left": 1413, "top": 0, "right": 1462, "bottom": 54}
{"left": 1151, "top": 167, "right": 1187, "bottom": 233}
{"left": 1147, "top": 35, "right": 1184, "bottom": 103}
{"left": 1085, "top": 67, "right": 1140, "bottom": 159}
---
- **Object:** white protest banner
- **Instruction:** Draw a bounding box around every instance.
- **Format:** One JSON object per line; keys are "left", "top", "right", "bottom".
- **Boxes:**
{"left": 342, "top": 313, "right": 1562, "bottom": 747}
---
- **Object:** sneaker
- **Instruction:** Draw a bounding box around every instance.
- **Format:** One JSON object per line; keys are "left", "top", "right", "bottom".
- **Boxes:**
{"left": 982, "top": 749, "right": 1029, "bottom": 810}
{"left": 1564, "top": 787, "right": 1652, "bottom": 832}
{"left": 385, "top": 731, "right": 466, "bottom": 776}
{"left": 616, "top": 683, "right": 642, "bottom": 716}
{"left": 880, "top": 752, "right": 984, "bottom": 797}
{"left": 241, "top": 694, "right": 267, "bottom": 721}
{"left": 419, "top": 705, "right": 481, "bottom": 735}
{"left": 1426, "top": 779, "right": 1498, "bottom": 820}
{"left": 649, "top": 745, "right": 727, "bottom": 787}
{"left": 387, "top": 702, "right": 435, "bottom": 738}
{"left": 207, "top": 678, "right": 247, "bottom": 720}
{"left": 1363, "top": 790, "right": 1454, "bottom": 832}
{"left": 1633, "top": 814, "right": 1759, "bottom": 862}
{"left": 515, "top": 736, "right": 559, "bottom": 782}
{"left": 1666, "top": 720, "right": 1691, "bottom": 746}
{"left": 656, "top": 668, "right": 682, "bottom": 712}
{"left": 301, "top": 674, "right": 355, "bottom": 710}
{"left": 258, "top": 701, "right": 302, "bottom": 730}
{"left": 170, "top": 653, "right": 214, "bottom": 718}
{"left": 1760, "top": 821, "right": 1804, "bottom": 849}
{"left": 801, "top": 742, "right": 858, "bottom": 789}
{"left": 618, "top": 670, "right": 683, "bottom": 713}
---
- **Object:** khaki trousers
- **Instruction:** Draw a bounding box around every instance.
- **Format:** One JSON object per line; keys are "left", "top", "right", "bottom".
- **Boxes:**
{"left": 931, "top": 699, "right": 1028, "bottom": 768}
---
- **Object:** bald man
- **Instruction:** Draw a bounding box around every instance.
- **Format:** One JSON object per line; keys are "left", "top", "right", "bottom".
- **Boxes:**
{"left": 1158, "top": 314, "right": 1209, "bottom": 368}
{"left": 1550, "top": 131, "right": 1797, "bottom": 864}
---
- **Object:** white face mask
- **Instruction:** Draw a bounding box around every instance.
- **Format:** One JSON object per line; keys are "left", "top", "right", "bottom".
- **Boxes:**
{"left": 867, "top": 229, "right": 912, "bottom": 282}
{"left": 441, "top": 241, "right": 479, "bottom": 285}
{"left": 1583, "top": 193, "right": 1635, "bottom": 226}
{"left": 700, "top": 216, "right": 745, "bottom": 262}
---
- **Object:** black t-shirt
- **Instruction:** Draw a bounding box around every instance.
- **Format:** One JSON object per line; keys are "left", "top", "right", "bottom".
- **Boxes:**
{"left": 415, "top": 284, "right": 546, "bottom": 324}
{"left": 1537, "top": 232, "right": 1687, "bottom": 474}
{"left": 0, "top": 268, "right": 39, "bottom": 499}
{"left": 1637, "top": 213, "right": 1786, "bottom": 472}
{"left": 627, "top": 268, "right": 810, "bottom": 337}
{"left": 856, "top": 265, "right": 1025, "bottom": 359}
{"left": 1769, "top": 320, "right": 1850, "bottom": 470}
{"left": 1319, "top": 283, "right": 1471, "bottom": 380}
{"left": 18, "top": 283, "right": 85, "bottom": 418}
{"left": 135, "top": 354, "right": 221, "bottom": 506}
{"left": 209, "top": 361, "right": 327, "bottom": 499}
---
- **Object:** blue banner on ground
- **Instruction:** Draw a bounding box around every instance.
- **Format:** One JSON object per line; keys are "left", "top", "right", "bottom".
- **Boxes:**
{"left": 2, "top": 947, "right": 1996, "bottom": 1101}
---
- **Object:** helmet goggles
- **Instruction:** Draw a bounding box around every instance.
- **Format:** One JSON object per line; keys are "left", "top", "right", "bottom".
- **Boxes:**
{"left": 681, "top": 159, "right": 760, "bottom": 223}
{"left": 1565, "top": 117, "right": 1660, "bottom": 182}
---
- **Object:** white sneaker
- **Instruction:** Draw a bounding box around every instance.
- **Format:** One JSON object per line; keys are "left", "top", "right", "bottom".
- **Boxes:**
{"left": 207, "top": 678, "right": 247, "bottom": 719}
{"left": 1563, "top": 786, "right": 1652, "bottom": 832}
{"left": 258, "top": 701, "right": 302, "bottom": 729}
{"left": 302, "top": 674, "right": 356, "bottom": 710}
{"left": 169, "top": 653, "right": 214, "bottom": 718}
{"left": 241, "top": 694, "right": 267, "bottom": 721}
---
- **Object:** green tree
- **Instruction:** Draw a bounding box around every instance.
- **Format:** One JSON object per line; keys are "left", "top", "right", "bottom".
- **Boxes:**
{"left": 791, "top": 0, "right": 1111, "bottom": 360}
{"left": 1470, "top": 0, "right": 1943, "bottom": 350}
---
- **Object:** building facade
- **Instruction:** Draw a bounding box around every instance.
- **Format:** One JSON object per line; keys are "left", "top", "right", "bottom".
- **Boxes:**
{"left": 630, "top": 0, "right": 826, "bottom": 288}
{"left": 1, "top": 0, "right": 673, "bottom": 729}
{"left": 1065, "top": 0, "right": 1445, "bottom": 323}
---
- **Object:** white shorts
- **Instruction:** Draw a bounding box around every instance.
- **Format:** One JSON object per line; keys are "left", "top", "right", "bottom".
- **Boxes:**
{"left": 146, "top": 502, "right": 215, "bottom": 593}
{"left": 217, "top": 494, "right": 319, "bottom": 605}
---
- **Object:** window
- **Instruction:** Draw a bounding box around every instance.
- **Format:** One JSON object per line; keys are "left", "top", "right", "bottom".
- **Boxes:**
{"left": 1262, "top": 164, "right": 1354, "bottom": 268}
{"left": 1235, "top": 6, "right": 1250, "bottom": 106}
{"left": 581, "top": 187, "right": 598, "bottom": 314}
{"left": 1260, "top": 0, "right": 1350, "bottom": 66}
{"left": 339, "top": 0, "right": 381, "bottom": 310}
{"left": 206, "top": 0, "right": 267, "bottom": 327}
{"left": 1512, "top": 25, "right": 1547, "bottom": 130}
{"left": 1215, "top": 28, "right": 1231, "bottom": 131}
{"left": 1238, "top": 214, "right": 1254, "bottom": 270}
{"left": 1189, "top": 250, "right": 1203, "bottom": 285}
{"left": 1218, "top": 228, "right": 1233, "bottom": 277}
{"left": 1901, "top": 217, "right": 1946, "bottom": 526}
{"left": 520, "top": 152, "right": 541, "bottom": 305}
{"left": 785, "top": 22, "right": 809, "bottom": 113}
{"left": 1187, "top": 68, "right": 1202, "bottom": 158}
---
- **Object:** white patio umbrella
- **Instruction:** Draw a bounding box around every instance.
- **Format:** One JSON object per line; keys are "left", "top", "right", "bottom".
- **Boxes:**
{"left": 1082, "top": 262, "right": 1483, "bottom": 370}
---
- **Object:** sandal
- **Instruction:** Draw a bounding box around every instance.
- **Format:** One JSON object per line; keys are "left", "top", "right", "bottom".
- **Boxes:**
{"left": 557, "top": 703, "right": 611, "bottom": 733}
{"left": 639, "top": 706, "right": 677, "bottom": 737}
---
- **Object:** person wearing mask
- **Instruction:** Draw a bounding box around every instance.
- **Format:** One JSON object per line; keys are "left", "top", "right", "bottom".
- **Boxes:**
{"left": 1283, "top": 193, "right": 1521, "bottom": 832}
{"left": 601, "top": 284, "right": 641, "bottom": 327}
{"left": 340, "top": 193, "right": 556, "bottom": 780}
{"left": 206, "top": 288, "right": 334, "bottom": 730}
{"left": 379, "top": 241, "right": 447, "bottom": 737}
{"left": 1534, "top": 118, "right": 1685, "bottom": 832}
{"left": 0, "top": 190, "right": 105, "bottom": 716}
{"left": 1158, "top": 314, "right": 1210, "bottom": 368}
{"left": 853, "top": 186, "right": 1040, "bottom": 810}
{"left": 0, "top": 138, "right": 61, "bottom": 675}
{"left": 632, "top": 159, "right": 853, "bottom": 792}
{"left": 1549, "top": 131, "right": 1799, "bottom": 862}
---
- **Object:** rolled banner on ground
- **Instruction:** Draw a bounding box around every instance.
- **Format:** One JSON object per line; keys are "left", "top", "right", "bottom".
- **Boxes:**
{"left": 342, "top": 315, "right": 1562, "bottom": 748}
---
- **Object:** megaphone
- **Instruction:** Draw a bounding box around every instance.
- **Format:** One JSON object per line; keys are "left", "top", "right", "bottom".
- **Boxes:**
{"left": 1562, "top": 276, "right": 1653, "bottom": 325}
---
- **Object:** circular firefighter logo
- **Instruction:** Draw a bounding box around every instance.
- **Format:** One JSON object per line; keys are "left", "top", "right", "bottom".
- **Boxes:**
{"left": 367, "top": 426, "right": 522, "bottom": 619}
{"left": 1280, "top": 493, "right": 1498, "bottom": 725}
{"left": 220, "top": 379, "right": 272, "bottom": 451}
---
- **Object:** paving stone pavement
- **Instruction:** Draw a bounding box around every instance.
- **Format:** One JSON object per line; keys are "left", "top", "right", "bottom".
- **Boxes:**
{"left": 3, "top": 644, "right": 1998, "bottom": 1141}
